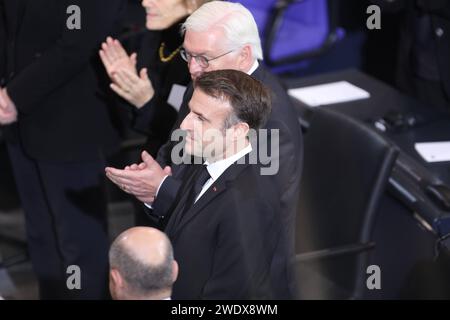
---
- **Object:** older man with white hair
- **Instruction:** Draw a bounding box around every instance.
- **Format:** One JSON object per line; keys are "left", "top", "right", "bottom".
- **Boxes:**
{"left": 106, "top": 1, "right": 303, "bottom": 299}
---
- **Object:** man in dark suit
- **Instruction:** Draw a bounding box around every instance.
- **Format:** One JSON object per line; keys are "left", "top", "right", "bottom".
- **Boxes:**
{"left": 372, "top": 0, "right": 450, "bottom": 112}
{"left": 105, "top": 1, "right": 302, "bottom": 298}
{"left": 162, "top": 69, "right": 286, "bottom": 299}
{"left": 0, "top": 0, "right": 124, "bottom": 299}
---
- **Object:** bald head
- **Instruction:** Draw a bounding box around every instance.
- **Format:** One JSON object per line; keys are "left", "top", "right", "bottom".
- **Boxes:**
{"left": 109, "top": 227, "right": 177, "bottom": 300}
{"left": 114, "top": 227, "right": 170, "bottom": 267}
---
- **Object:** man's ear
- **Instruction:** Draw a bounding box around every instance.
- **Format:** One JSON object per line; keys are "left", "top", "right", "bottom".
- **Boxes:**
{"left": 233, "top": 122, "right": 250, "bottom": 140}
{"left": 172, "top": 260, "right": 179, "bottom": 283}
{"left": 186, "top": 0, "right": 198, "bottom": 14}
{"left": 238, "top": 45, "right": 253, "bottom": 70}
{"left": 111, "top": 268, "right": 124, "bottom": 289}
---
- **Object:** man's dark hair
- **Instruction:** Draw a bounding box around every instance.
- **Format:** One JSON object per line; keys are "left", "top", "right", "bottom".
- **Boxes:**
{"left": 194, "top": 69, "right": 272, "bottom": 130}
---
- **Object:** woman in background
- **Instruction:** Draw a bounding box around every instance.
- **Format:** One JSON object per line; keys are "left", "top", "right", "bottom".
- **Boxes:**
{"left": 100, "top": 0, "right": 209, "bottom": 226}
{"left": 100, "top": 0, "right": 209, "bottom": 157}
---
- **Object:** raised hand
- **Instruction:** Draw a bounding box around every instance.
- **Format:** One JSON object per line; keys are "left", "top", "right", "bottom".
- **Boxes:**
{"left": 99, "top": 37, "right": 137, "bottom": 80}
{"left": 105, "top": 151, "right": 169, "bottom": 204}
{"left": 0, "top": 88, "right": 18, "bottom": 125}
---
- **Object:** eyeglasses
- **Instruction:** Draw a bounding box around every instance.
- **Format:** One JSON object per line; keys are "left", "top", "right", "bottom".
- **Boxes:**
{"left": 180, "top": 48, "right": 234, "bottom": 68}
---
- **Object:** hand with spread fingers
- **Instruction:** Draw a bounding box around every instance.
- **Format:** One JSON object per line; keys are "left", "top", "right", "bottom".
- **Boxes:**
{"left": 99, "top": 37, "right": 137, "bottom": 80}
{"left": 99, "top": 37, "right": 155, "bottom": 108}
{"left": 105, "top": 150, "right": 172, "bottom": 204}
{"left": 0, "top": 88, "right": 18, "bottom": 125}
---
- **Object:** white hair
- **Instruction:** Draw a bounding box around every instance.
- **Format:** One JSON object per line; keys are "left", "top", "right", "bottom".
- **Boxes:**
{"left": 181, "top": 1, "right": 263, "bottom": 60}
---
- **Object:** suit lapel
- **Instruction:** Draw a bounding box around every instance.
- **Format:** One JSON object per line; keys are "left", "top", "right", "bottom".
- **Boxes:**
{"left": 251, "top": 64, "right": 266, "bottom": 83}
{"left": 176, "top": 83, "right": 194, "bottom": 124}
{"left": 169, "top": 160, "right": 251, "bottom": 240}
{"left": 164, "top": 164, "right": 200, "bottom": 237}
{"left": 171, "top": 178, "right": 227, "bottom": 236}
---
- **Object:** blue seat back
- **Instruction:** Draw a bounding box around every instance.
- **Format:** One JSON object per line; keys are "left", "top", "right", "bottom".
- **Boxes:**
{"left": 229, "top": 0, "right": 343, "bottom": 73}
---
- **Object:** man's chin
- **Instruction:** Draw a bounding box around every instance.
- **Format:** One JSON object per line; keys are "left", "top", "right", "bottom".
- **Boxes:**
{"left": 183, "top": 144, "right": 195, "bottom": 157}
{"left": 185, "top": 147, "right": 205, "bottom": 160}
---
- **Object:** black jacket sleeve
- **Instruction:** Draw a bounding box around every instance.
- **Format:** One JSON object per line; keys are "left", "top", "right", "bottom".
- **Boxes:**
{"left": 151, "top": 176, "right": 182, "bottom": 217}
{"left": 155, "top": 83, "right": 193, "bottom": 167}
{"left": 132, "top": 94, "right": 166, "bottom": 133}
{"left": 417, "top": 0, "right": 450, "bottom": 20}
{"left": 372, "top": 0, "right": 450, "bottom": 19}
{"left": 7, "top": 0, "right": 125, "bottom": 114}
{"left": 0, "top": 0, "right": 5, "bottom": 85}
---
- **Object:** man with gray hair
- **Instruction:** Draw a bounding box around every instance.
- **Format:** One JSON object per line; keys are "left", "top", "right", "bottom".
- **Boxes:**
{"left": 106, "top": 1, "right": 303, "bottom": 299}
{"left": 109, "top": 227, "right": 178, "bottom": 300}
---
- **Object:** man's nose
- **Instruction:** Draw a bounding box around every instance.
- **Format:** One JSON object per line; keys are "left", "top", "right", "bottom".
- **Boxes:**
{"left": 180, "top": 113, "right": 192, "bottom": 131}
{"left": 188, "top": 59, "right": 203, "bottom": 78}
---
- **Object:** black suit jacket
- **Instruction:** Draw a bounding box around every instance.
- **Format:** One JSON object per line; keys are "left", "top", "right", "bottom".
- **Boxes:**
{"left": 164, "top": 158, "right": 288, "bottom": 299}
{"left": 373, "top": 0, "right": 450, "bottom": 100}
{"left": 154, "top": 64, "right": 303, "bottom": 259}
{"left": 0, "top": 0, "right": 124, "bottom": 161}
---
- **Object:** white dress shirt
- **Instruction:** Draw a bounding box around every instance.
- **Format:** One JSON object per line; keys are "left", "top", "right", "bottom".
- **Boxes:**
{"left": 248, "top": 60, "right": 259, "bottom": 75}
{"left": 195, "top": 144, "right": 253, "bottom": 203}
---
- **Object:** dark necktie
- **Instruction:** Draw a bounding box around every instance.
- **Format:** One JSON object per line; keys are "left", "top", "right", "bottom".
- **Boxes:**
{"left": 184, "top": 164, "right": 211, "bottom": 210}
{"left": 171, "top": 165, "right": 210, "bottom": 229}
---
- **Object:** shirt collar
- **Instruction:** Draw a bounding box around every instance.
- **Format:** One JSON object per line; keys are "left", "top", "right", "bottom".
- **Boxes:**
{"left": 204, "top": 144, "right": 252, "bottom": 182}
{"left": 248, "top": 60, "right": 259, "bottom": 75}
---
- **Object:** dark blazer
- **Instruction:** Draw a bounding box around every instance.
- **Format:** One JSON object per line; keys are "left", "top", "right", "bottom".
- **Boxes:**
{"left": 372, "top": 0, "right": 450, "bottom": 100}
{"left": 155, "top": 64, "right": 303, "bottom": 259}
{"left": 0, "top": 0, "right": 124, "bottom": 161}
{"left": 251, "top": 64, "right": 304, "bottom": 261}
{"left": 163, "top": 158, "right": 288, "bottom": 299}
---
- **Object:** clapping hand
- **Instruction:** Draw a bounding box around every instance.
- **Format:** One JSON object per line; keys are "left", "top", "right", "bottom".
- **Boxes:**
{"left": 105, "top": 151, "right": 172, "bottom": 204}
{"left": 0, "top": 88, "right": 18, "bottom": 125}
{"left": 99, "top": 37, "right": 155, "bottom": 108}
{"left": 99, "top": 37, "right": 137, "bottom": 80}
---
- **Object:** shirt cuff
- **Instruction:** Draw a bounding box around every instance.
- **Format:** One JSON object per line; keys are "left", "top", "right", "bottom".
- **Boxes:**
{"left": 144, "top": 202, "right": 153, "bottom": 210}
{"left": 144, "top": 174, "right": 169, "bottom": 209}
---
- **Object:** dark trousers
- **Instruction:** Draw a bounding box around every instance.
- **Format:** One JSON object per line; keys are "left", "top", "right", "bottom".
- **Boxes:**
{"left": 6, "top": 141, "right": 110, "bottom": 299}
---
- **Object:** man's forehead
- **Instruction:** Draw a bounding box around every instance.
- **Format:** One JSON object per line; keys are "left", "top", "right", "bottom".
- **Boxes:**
{"left": 184, "top": 28, "right": 226, "bottom": 54}
{"left": 191, "top": 89, "right": 231, "bottom": 116}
